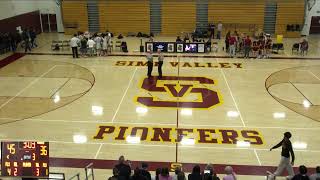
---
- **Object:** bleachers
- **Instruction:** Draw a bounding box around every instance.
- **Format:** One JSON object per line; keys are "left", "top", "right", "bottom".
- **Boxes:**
{"left": 60, "top": 0, "right": 305, "bottom": 37}
{"left": 208, "top": 1, "right": 265, "bottom": 36}
{"left": 161, "top": 0, "right": 196, "bottom": 36}
{"left": 275, "top": 1, "right": 305, "bottom": 37}
{"left": 62, "top": 0, "right": 88, "bottom": 35}
{"left": 99, "top": 0, "right": 150, "bottom": 35}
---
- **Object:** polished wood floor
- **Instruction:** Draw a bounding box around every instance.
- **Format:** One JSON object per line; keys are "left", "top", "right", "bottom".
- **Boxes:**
{"left": 0, "top": 33, "right": 319, "bottom": 180}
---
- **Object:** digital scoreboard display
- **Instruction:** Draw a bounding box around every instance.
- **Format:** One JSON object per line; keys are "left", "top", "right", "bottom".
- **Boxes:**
{"left": 1, "top": 141, "right": 49, "bottom": 178}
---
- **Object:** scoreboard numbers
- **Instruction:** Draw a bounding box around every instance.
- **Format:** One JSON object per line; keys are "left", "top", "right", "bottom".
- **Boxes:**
{"left": 1, "top": 141, "right": 49, "bottom": 178}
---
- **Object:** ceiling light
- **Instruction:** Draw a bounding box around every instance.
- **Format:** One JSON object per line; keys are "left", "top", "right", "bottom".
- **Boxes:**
{"left": 273, "top": 112, "right": 286, "bottom": 119}
{"left": 73, "top": 134, "right": 87, "bottom": 144}
{"left": 181, "top": 109, "right": 192, "bottom": 116}
{"left": 53, "top": 94, "right": 60, "bottom": 103}
{"left": 136, "top": 107, "right": 148, "bottom": 114}
{"left": 292, "top": 141, "right": 307, "bottom": 149}
{"left": 236, "top": 141, "right": 250, "bottom": 147}
{"left": 92, "top": 106, "right": 103, "bottom": 116}
{"left": 126, "top": 136, "right": 141, "bottom": 144}
{"left": 180, "top": 137, "right": 195, "bottom": 146}
{"left": 227, "top": 111, "right": 239, "bottom": 118}
{"left": 303, "top": 100, "right": 311, "bottom": 108}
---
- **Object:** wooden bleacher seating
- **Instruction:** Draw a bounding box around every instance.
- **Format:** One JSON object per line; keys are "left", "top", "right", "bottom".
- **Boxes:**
{"left": 161, "top": 0, "right": 196, "bottom": 36}
{"left": 62, "top": 0, "right": 88, "bottom": 34}
{"left": 99, "top": 0, "right": 150, "bottom": 35}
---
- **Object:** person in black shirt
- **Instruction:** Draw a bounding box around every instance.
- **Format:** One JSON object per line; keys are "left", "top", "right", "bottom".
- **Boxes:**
{"left": 202, "top": 164, "right": 220, "bottom": 180}
{"left": 108, "top": 167, "right": 119, "bottom": 180}
{"left": 292, "top": 165, "right": 310, "bottom": 180}
{"left": 188, "top": 165, "right": 202, "bottom": 180}
{"left": 268, "top": 132, "right": 295, "bottom": 180}
{"left": 131, "top": 167, "right": 147, "bottom": 180}
{"left": 140, "top": 162, "right": 151, "bottom": 180}
{"left": 115, "top": 155, "right": 132, "bottom": 180}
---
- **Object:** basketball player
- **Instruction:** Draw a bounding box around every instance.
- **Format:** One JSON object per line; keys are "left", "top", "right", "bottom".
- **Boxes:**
{"left": 146, "top": 50, "right": 153, "bottom": 78}
{"left": 157, "top": 49, "right": 164, "bottom": 79}
{"left": 267, "top": 132, "right": 295, "bottom": 180}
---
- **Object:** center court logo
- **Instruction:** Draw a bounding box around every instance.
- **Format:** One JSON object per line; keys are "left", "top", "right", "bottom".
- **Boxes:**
{"left": 136, "top": 76, "right": 222, "bottom": 108}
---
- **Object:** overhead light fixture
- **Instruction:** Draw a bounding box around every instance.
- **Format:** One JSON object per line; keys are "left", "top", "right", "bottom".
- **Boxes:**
{"left": 136, "top": 107, "right": 148, "bottom": 114}
{"left": 181, "top": 109, "right": 192, "bottom": 116}
{"left": 126, "top": 136, "right": 141, "bottom": 144}
{"left": 292, "top": 141, "right": 307, "bottom": 149}
{"left": 273, "top": 112, "right": 286, "bottom": 119}
{"left": 73, "top": 134, "right": 87, "bottom": 144}
{"left": 303, "top": 100, "right": 311, "bottom": 108}
{"left": 227, "top": 111, "right": 239, "bottom": 118}
{"left": 180, "top": 137, "right": 195, "bottom": 146}
{"left": 53, "top": 94, "right": 60, "bottom": 103}
{"left": 92, "top": 106, "right": 103, "bottom": 116}
{"left": 236, "top": 141, "right": 250, "bottom": 147}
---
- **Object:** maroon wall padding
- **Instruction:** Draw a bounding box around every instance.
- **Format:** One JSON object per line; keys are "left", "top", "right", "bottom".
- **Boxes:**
{"left": 0, "top": 10, "right": 41, "bottom": 33}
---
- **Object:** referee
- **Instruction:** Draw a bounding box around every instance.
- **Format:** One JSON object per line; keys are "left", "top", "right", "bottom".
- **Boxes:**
{"left": 268, "top": 132, "right": 295, "bottom": 180}
{"left": 146, "top": 50, "right": 153, "bottom": 78}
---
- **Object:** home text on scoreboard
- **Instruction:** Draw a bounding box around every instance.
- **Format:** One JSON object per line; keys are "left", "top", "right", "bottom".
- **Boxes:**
{"left": 1, "top": 141, "right": 49, "bottom": 178}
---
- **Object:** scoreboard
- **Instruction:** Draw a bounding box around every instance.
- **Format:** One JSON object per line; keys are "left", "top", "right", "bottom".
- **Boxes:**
{"left": 1, "top": 141, "right": 49, "bottom": 178}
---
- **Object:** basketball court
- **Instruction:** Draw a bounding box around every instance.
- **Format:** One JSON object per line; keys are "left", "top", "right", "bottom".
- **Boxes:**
{"left": 0, "top": 33, "right": 319, "bottom": 179}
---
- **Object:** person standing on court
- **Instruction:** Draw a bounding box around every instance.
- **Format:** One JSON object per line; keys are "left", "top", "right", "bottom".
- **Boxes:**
{"left": 268, "top": 132, "right": 295, "bottom": 180}
{"left": 146, "top": 50, "right": 153, "bottom": 78}
{"left": 217, "top": 21, "right": 223, "bottom": 40}
{"left": 157, "top": 49, "right": 164, "bottom": 79}
{"left": 70, "top": 34, "right": 80, "bottom": 58}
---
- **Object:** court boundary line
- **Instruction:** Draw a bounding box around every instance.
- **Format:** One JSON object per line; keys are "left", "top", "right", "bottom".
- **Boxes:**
{"left": 0, "top": 138, "right": 319, "bottom": 153}
{"left": 1, "top": 117, "right": 320, "bottom": 130}
{"left": 254, "top": 149, "right": 262, "bottom": 166}
{"left": 94, "top": 67, "right": 137, "bottom": 160}
{"left": 0, "top": 65, "right": 57, "bottom": 110}
{"left": 111, "top": 67, "right": 138, "bottom": 123}
{"left": 49, "top": 78, "right": 71, "bottom": 98}
{"left": 289, "top": 81, "right": 314, "bottom": 105}
{"left": 215, "top": 58, "right": 246, "bottom": 127}
{"left": 308, "top": 70, "right": 320, "bottom": 81}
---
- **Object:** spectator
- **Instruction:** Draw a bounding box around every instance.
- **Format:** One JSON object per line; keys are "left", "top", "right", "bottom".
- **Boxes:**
{"left": 243, "top": 35, "right": 252, "bottom": 59}
{"left": 94, "top": 33, "right": 102, "bottom": 56}
{"left": 108, "top": 167, "right": 119, "bottom": 180}
{"left": 155, "top": 168, "right": 162, "bottom": 180}
{"left": 209, "top": 22, "right": 215, "bottom": 39}
{"left": 265, "top": 34, "right": 272, "bottom": 58}
{"left": 30, "top": 28, "right": 37, "bottom": 48}
{"left": 225, "top": 31, "right": 231, "bottom": 52}
{"left": 300, "top": 39, "right": 308, "bottom": 56}
{"left": 223, "top": 166, "right": 236, "bottom": 180}
{"left": 229, "top": 33, "right": 237, "bottom": 58}
{"left": 176, "top": 36, "right": 182, "bottom": 43}
{"left": 159, "top": 168, "right": 172, "bottom": 180}
{"left": 173, "top": 166, "right": 185, "bottom": 180}
{"left": 292, "top": 165, "right": 310, "bottom": 180}
{"left": 203, "top": 164, "right": 220, "bottom": 180}
{"left": 115, "top": 156, "right": 132, "bottom": 180}
{"left": 140, "top": 162, "right": 151, "bottom": 180}
{"left": 309, "top": 166, "right": 320, "bottom": 180}
{"left": 217, "top": 21, "right": 222, "bottom": 39}
{"left": 132, "top": 168, "right": 147, "bottom": 180}
{"left": 188, "top": 165, "right": 202, "bottom": 180}
{"left": 22, "top": 28, "right": 31, "bottom": 53}
{"left": 80, "top": 37, "right": 88, "bottom": 57}
{"left": 87, "top": 38, "right": 95, "bottom": 57}
{"left": 70, "top": 34, "right": 80, "bottom": 58}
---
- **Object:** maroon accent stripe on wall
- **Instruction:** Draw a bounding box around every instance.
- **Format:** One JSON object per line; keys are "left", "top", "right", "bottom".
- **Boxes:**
{"left": 0, "top": 53, "right": 24, "bottom": 68}
{"left": 49, "top": 157, "right": 317, "bottom": 176}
